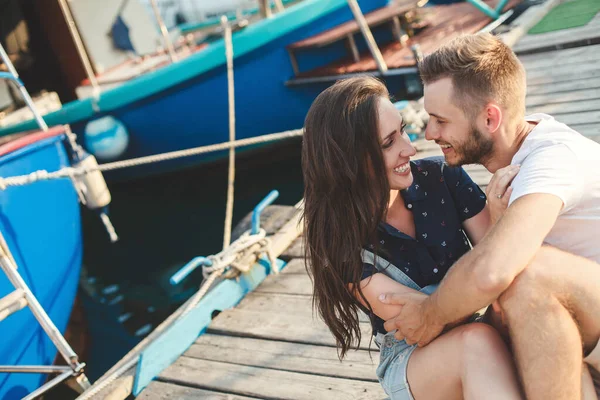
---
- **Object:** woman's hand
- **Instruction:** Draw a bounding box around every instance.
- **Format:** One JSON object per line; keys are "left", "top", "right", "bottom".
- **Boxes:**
{"left": 485, "top": 165, "right": 520, "bottom": 225}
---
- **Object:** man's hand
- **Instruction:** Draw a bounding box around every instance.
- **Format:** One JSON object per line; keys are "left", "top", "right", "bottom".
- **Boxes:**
{"left": 485, "top": 164, "right": 519, "bottom": 225}
{"left": 380, "top": 292, "right": 445, "bottom": 347}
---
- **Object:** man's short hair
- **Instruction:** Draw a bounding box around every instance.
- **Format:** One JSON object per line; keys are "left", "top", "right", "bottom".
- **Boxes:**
{"left": 419, "top": 32, "right": 526, "bottom": 123}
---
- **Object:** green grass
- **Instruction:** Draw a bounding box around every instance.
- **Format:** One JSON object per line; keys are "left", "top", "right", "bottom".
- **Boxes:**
{"left": 528, "top": 0, "right": 600, "bottom": 34}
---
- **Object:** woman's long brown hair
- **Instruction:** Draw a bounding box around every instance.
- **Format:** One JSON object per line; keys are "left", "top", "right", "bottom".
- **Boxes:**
{"left": 302, "top": 76, "right": 390, "bottom": 358}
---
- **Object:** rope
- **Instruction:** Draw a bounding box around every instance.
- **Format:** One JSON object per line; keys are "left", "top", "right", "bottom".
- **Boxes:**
{"left": 0, "top": 128, "right": 303, "bottom": 190}
{"left": 222, "top": 16, "right": 236, "bottom": 250}
{"left": 75, "top": 227, "right": 276, "bottom": 400}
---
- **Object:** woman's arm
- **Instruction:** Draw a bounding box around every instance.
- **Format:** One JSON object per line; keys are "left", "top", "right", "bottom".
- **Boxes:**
{"left": 356, "top": 273, "right": 472, "bottom": 332}
{"left": 462, "top": 205, "right": 491, "bottom": 245}
{"left": 352, "top": 273, "right": 423, "bottom": 321}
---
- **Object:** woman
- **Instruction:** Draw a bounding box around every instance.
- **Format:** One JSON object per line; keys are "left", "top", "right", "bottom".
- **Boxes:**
{"left": 301, "top": 76, "right": 522, "bottom": 400}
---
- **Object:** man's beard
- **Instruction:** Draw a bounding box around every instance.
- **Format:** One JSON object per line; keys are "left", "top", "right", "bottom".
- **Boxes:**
{"left": 447, "top": 125, "right": 494, "bottom": 167}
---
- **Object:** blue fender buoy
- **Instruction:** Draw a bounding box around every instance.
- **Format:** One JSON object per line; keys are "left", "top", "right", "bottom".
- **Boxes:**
{"left": 84, "top": 116, "right": 129, "bottom": 161}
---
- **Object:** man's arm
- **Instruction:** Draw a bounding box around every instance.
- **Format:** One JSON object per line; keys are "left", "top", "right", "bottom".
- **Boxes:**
{"left": 424, "top": 192, "right": 563, "bottom": 326}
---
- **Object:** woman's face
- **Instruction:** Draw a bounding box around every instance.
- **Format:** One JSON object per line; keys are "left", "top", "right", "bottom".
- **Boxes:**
{"left": 377, "top": 97, "right": 417, "bottom": 190}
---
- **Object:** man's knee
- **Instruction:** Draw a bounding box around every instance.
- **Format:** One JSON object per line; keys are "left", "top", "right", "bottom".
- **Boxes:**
{"left": 460, "top": 323, "right": 507, "bottom": 357}
{"left": 498, "top": 247, "right": 558, "bottom": 315}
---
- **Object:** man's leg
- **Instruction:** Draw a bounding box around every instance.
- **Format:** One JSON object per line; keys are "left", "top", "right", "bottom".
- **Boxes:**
{"left": 497, "top": 246, "right": 600, "bottom": 400}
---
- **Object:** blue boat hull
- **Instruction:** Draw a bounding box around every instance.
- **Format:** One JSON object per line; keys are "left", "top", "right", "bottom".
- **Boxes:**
{"left": 0, "top": 133, "right": 82, "bottom": 399}
{"left": 0, "top": 0, "right": 390, "bottom": 179}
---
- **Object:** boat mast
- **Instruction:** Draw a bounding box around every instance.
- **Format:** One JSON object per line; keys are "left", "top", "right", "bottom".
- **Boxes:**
{"left": 274, "top": 0, "right": 285, "bottom": 13}
{"left": 258, "top": 0, "right": 272, "bottom": 18}
{"left": 57, "top": 0, "right": 101, "bottom": 98}
{"left": 346, "top": 0, "right": 388, "bottom": 74}
{"left": 149, "top": 0, "right": 178, "bottom": 63}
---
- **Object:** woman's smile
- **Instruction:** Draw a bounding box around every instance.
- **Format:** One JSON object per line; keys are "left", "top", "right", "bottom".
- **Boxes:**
{"left": 393, "top": 162, "right": 411, "bottom": 176}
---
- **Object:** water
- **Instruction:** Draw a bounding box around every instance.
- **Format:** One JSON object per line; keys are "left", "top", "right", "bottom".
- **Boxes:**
{"left": 83, "top": 139, "right": 303, "bottom": 285}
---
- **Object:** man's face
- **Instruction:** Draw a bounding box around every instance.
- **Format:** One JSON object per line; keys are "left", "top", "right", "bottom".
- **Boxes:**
{"left": 423, "top": 78, "right": 493, "bottom": 167}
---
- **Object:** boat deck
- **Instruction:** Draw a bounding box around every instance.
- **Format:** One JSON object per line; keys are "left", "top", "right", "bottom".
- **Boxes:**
{"left": 291, "top": 0, "right": 521, "bottom": 80}
{"left": 287, "top": 1, "right": 421, "bottom": 51}
{"left": 81, "top": 6, "right": 600, "bottom": 399}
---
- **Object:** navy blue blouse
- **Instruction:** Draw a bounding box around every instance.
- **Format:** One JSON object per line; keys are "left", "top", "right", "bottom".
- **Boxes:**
{"left": 364, "top": 157, "right": 487, "bottom": 335}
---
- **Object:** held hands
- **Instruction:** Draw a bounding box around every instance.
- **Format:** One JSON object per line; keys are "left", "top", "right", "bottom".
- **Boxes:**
{"left": 485, "top": 165, "right": 520, "bottom": 225}
{"left": 379, "top": 291, "right": 445, "bottom": 347}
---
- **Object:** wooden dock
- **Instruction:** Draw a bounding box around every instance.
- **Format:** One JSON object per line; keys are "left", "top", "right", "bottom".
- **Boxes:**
{"left": 138, "top": 41, "right": 600, "bottom": 399}
{"left": 81, "top": 5, "right": 600, "bottom": 399}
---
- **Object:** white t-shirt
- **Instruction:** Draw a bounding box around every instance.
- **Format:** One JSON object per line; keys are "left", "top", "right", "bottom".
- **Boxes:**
{"left": 509, "top": 113, "right": 600, "bottom": 263}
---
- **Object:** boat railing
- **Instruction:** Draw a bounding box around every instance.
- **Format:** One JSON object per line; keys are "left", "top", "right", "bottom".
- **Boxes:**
{"left": 0, "top": 44, "right": 92, "bottom": 400}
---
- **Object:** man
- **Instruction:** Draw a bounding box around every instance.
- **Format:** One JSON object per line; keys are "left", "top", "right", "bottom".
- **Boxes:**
{"left": 379, "top": 32, "right": 600, "bottom": 400}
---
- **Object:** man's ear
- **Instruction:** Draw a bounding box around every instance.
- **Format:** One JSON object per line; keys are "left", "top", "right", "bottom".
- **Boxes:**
{"left": 484, "top": 103, "right": 502, "bottom": 134}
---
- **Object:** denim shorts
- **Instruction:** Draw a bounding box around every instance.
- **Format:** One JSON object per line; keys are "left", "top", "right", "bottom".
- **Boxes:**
{"left": 374, "top": 284, "right": 439, "bottom": 400}
{"left": 376, "top": 333, "right": 418, "bottom": 400}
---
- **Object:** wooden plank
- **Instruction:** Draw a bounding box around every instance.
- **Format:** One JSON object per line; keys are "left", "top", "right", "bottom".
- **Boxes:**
{"left": 232, "top": 204, "right": 302, "bottom": 241}
{"left": 159, "top": 358, "right": 386, "bottom": 399}
{"left": 256, "top": 272, "right": 313, "bottom": 296}
{"left": 517, "top": 30, "right": 600, "bottom": 55}
{"left": 187, "top": 334, "right": 379, "bottom": 381}
{"left": 139, "top": 381, "right": 255, "bottom": 399}
{"left": 519, "top": 44, "right": 600, "bottom": 70}
{"left": 550, "top": 111, "right": 600, "bottom": 126}
{"left": 526, "top": 88, "right": 600, "bottom": 108}
{"left": 519, "top": 43, "right": 600, "bottom": 63}
{"left": 232, "top": 291, "right": 371, "bottom": 323}
{"left": 527, "top": 98, "right": 600, "bottom": 116}
{"left": 527, "top": 67, "right": 600, "bottom": 86}
{"left": 269, "top": 202, "right": 304, "bottom": 258}
{"left": 92, "top": 368, "right": 135, "bottom": 400}
{"left": 235, "top": 291, "right": 316, "bottom": 315}
{"left": 525, "top": 63, "right": 599, "bottom": 82}
{"left": 280, "top": 236, "right": 305, "bottom": 259}
{"left": 208, "top": 308, "right": 374, "bottom": 349}
{"left": 527, "top": 77, "right": 600, "bottom": 96}
{"left": 526, "top": 60, "right": 598, "bottom": 80}
{"left": 282, "top": 257, "right": 308, "bottom": 274}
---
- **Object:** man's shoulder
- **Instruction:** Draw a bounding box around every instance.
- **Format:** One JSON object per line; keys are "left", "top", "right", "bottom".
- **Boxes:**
{"left": 515, "top": 115, "right": 595, "bottom": 163}
{"left": 525, "top": 114, "right": 590, "bottom": 145}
